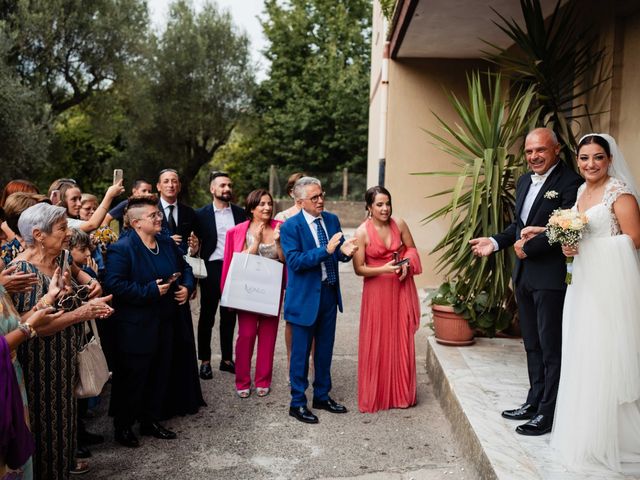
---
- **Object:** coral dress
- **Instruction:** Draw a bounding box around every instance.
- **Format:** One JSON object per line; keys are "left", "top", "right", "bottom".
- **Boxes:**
{"left": 357, "top": 218, "right": 422, "bottom": 413}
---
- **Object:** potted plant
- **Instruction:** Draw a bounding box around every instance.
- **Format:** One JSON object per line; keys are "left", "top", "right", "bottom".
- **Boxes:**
{"left": 419, "top": 71, "right": 539, "bottom": 342}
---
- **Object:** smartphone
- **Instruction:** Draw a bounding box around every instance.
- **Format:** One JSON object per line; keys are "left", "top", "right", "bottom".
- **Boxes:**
{"left": 113, "top": 169, "right": 124, "bottom": 185}
{"left": 57, "top": 250, "right": 69, "bottom": 289}
{"left": 163, "top": 272, "right": 181, "bottom": 284}
{"left": 394, "top": 257, "right": 410, "bottom": 267}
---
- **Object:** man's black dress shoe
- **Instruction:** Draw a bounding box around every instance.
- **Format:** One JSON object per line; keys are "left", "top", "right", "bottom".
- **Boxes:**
{"left": 312, "top": 397, "right": 348, "bottom": 414}
{"left": 199, "top": 363, "right": 213, "bottom": 380}
{"left": 140, "top": 422, "right": 177, "bottom": 439}
{"left": 219, "top": 360, "right": 235, "bottom": 374}
{"left": 75, "top": 446, "right": 92, "bottom": 458}
{"left": 515, "top": 414, "right": 553, "bottom": 436}
{"left": 501, "top": 403, "right": 537, "bottom": 421}
{"left": 114, "top": 428, "right": 140, "bottom": 448}
{"left": 289, "top": 406, "right": 319, "bottom": 424}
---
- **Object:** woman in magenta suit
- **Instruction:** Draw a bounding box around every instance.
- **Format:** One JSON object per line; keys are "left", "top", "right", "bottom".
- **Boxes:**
{"left": 221, "top": 189, "right": 284, "bottom": 398}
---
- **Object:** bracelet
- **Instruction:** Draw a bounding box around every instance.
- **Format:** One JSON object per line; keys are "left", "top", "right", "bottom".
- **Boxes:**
{"left": 38, "top": 297, "right": 53, "bottom": 310}
{"left": 18, "top": 322, "right": 37, "bottom": 339}
{"left": 17, "top": 324, "right": 30, "bottom": 340}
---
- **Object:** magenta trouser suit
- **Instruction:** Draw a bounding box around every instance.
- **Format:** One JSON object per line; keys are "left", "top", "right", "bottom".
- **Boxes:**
{"left": 220, "top": 219, "right": 284, "bottom": 390}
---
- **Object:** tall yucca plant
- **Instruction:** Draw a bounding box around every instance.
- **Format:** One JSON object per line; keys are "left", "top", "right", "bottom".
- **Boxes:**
{"left": 483, "top": 0, "right": 609, "bottom": 168}
{"left": 417, "top": 71, "right": 539, "bottom": 336}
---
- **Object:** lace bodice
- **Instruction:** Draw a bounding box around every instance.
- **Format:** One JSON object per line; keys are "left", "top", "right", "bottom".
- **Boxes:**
{"left": 575, "top": 177, "right": 634, "bottom": 238}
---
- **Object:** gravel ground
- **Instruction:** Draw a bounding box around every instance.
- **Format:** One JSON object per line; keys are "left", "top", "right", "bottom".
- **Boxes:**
{"left": 81, "top": 253, "right": 479, "bottom": 480}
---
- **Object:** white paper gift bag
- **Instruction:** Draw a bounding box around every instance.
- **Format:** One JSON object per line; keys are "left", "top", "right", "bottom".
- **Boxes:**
{"left": 220, "top": 252, "right": 283, "bottom": 316}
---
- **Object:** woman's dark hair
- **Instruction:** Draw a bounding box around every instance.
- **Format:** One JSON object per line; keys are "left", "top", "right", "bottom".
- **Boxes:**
{"left": 577, "top": 135, "right": 611, "bottom": 157}
{"left": 365, "top": 186, "right": 392, "bottom": 214}
{"left": 0, "top": 180, "right": 39, "bottom": 208}
{"left": 286, "top": 172, "right": 306, "bottom": 197}
{"left": 245, "top": 189, "right": 273, "bottom": 218}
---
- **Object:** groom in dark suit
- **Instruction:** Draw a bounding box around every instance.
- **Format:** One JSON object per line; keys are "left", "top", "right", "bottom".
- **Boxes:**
{"left": 280, "top": 177, "right": 358, "bottom": 424}
{"left": 470, "top": 128, "right": 583, "bottom": 435}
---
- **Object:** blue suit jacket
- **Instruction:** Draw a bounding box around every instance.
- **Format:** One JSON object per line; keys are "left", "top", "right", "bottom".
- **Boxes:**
{"left": 280, "top": 210, "right": 350, "bottom": 326}
{"left": 104, "top": 232, "right": 195, "bottom": 354}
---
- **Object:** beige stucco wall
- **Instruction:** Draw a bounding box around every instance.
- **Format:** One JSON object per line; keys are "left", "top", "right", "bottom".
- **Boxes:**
{"left": 614, "top": 9, "right": 640, "bottom": 180}
{"left": 383, "top": 58, "right": 487, "bottom": 289}
{"left": 368, "top": 0, "right": 640, "bottom": 289}
{"left": 368, "top": 1, "right": 487, "bottom": 288}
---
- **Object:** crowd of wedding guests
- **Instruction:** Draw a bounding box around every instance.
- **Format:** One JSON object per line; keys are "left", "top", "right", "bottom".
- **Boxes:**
{"left": 0, "top": 170, "right": 423, "bottom": 480}
{"left": 5, "top": 127, "right": 639, "bottom": 480}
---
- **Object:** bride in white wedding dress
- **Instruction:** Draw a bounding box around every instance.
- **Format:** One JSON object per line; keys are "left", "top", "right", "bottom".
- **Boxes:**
{"left": 523, "top": 133, "right": 640, "bottom": 474}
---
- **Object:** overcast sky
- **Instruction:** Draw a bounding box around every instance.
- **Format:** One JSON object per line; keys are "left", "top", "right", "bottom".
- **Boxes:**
{"left": 147, "top": 0, "right": 269, "bottom": 78}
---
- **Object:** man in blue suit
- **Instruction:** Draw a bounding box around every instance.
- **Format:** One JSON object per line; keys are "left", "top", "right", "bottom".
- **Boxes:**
{"left": 280, "top": 177, "right": 358, "bottom": 424}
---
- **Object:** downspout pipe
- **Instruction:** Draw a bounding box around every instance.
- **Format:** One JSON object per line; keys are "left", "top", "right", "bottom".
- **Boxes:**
{"left": 378, "top": 39, "right": 390, "bottom": 187}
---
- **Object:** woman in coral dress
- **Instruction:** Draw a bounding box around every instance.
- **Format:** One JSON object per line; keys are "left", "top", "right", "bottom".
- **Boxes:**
{"left": 354, "top": 186, "right": 422, "bottom": 413}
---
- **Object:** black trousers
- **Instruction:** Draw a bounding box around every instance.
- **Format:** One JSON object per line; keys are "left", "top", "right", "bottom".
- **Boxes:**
{"left": 111, "top": 320, "right": 173, "bottom": 429}
{"left": 515, "top": 279, "right": 565, "bottom": 417}
{"left": 197, "top": 260, "right": 236, "bottom": 362}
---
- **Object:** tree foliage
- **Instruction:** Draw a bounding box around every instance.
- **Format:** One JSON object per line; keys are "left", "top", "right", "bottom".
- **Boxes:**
{"left": 122, "top": 0, "right": 255, "bottom": 201}
{"left": 1, "top": 0, "right": 149, "bottom": 115}
{"left": 0, "top": 35, "right": 49, "bottom": 186}
{"left": 222, "top": 0, "right": 372, "bottom": 197}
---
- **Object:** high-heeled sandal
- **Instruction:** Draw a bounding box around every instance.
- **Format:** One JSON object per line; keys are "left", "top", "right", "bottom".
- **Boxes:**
{"left": 70, "top": 460, "right": 90, "bottom": 475}
{"left": 236, "top": 389, "right": 251, "bottom": 398}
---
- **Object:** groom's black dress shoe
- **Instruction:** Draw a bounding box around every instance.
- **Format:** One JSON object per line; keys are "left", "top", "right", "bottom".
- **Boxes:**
{"left": 501, "top": 403, "right": 537, "bottom": 421}
{"left": 289, "top": 406, "right": 319, "bottom": 424}
{"left": 140, "top": 422, "right": 177, "bottom": 439}
{"left": 312, "top": 397, "right": 348, "bottom": 414}
{"left": 515, "top": 414, "right": 553, "bottom": 436}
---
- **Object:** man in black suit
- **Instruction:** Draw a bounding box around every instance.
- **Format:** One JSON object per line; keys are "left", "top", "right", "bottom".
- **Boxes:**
{"left": 193, "top": 171, "right": 246, "bottom": 379}
{"left": 157, "top": 168, "right": 197, "bottom": 255}
{"left": 470, "top": 128, "right": 583, "bottom": 436}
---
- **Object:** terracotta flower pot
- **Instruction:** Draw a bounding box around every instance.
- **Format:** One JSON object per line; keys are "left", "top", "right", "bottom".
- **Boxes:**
{"left": 431, "top": 304, "right": 475, "bottom": 346}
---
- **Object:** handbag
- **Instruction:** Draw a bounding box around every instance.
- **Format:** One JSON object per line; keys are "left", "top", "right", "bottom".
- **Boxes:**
{"left": 184, "top": 254, "right": 208, "bottom": 279}
{"left": 220, "top": 252, "right": 283, "bottom": 316}
{"left": 75, "top": 319, "right": 110, "bottom": 399}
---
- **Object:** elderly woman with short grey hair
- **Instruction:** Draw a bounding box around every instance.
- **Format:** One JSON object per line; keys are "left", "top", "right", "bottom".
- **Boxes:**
{"left": 10, "top": 203, "right": 114, "bottom": 479}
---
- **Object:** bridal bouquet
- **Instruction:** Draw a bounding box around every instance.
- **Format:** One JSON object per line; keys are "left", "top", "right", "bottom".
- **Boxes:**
{"left": 91, "top": 226, "right": 118, "bottom": 254}
{"left": 546, "top": 208, "right": 588, "bottom": 284}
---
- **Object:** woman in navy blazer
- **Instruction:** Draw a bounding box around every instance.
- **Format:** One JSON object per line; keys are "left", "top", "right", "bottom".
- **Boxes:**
{"left": 104, "top": 196, "right": 198, "bottom": 448}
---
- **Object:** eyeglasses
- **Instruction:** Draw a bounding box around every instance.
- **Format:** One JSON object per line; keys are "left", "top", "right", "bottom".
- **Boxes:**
{"left": 308, "top": 192, "right": 326, "bottom": 203}
{"left": 142, "top": 211, "right": 164, "bottom": 220}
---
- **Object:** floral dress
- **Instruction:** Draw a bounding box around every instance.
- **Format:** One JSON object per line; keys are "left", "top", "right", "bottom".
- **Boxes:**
{"left": 10, "top": 260, "right": 78, "bottom": 480}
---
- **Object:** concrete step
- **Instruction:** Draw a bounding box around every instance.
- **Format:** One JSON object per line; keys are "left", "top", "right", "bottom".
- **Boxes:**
{"left": 425, "top": 336, "right": 638, "bottom": 479}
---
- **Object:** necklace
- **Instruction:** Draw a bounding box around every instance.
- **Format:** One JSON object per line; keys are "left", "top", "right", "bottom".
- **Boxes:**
{"left": 145, "top": 242, "right": 159, "bottom": 255}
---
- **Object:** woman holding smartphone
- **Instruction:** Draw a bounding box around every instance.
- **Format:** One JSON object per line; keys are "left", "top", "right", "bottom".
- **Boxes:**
{"left": 353, "top": 186, "right": 422, "bottom": 413}
{"left": 104, "top": 196, "right": 202, "bottom": 448}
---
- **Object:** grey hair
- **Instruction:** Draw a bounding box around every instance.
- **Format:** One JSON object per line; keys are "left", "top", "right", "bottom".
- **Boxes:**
{"left": 527, "top": 127, "right": 558, "bottom": 145}
{"left": 18, "top": 203, "right": 68, "bottom": 246}
{"left": 292, "top": 176, "right": 322, "bottom": 201}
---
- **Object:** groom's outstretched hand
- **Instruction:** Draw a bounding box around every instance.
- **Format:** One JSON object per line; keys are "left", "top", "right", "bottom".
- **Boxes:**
{"left": 469, "top": 237, "right": 494, "bottom": 257}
